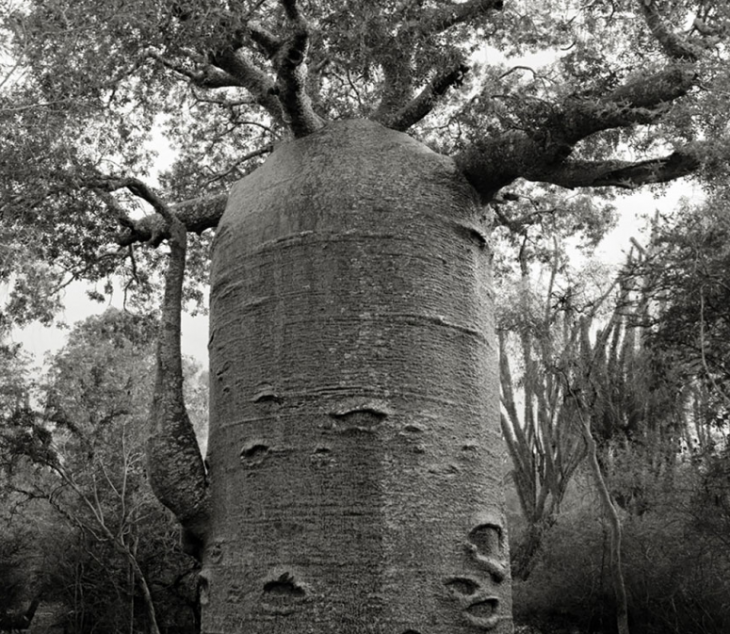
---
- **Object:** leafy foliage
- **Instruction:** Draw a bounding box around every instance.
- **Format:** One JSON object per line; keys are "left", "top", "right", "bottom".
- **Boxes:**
{"left": 2, "top": 1, "right": 730, "bottom": 629}
{"left": 635, "top": 200, "right": 730, "bottom": 415}
{"left": 0, "top": 309, "right": 207, "bottom": 633}
{"left": 1, "top": 0, "right": 729, "bottom": 323}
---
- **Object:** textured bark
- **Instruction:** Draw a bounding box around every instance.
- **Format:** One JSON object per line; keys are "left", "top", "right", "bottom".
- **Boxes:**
{"left": 207, "top": 119, "right": 511, "bottom": 633}
{"left": 275, "top": 0, "right": 324, "bottom": 137}
{"left": 147, "top": 220, "right": 210, "bottom": 555}
{"left": 454, "top": 66, "right": 697, "bottom": 201}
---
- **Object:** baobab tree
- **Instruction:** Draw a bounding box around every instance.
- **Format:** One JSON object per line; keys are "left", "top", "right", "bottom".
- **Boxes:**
{"left": 2, "top": 1, "right": 730, "bottom": 633}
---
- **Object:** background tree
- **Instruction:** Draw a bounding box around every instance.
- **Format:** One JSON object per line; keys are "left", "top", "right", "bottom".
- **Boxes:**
{"left": 0, "top": 339, "right": 52, "bottom": 633}
{"left": 506, "top": 226, "right": 730, "bottom": 634}
{"left": 1, "top": 310, "right": 206, "bottom": 634}
{"left": 496, "top": 211, "right": 616, "bottom": 581}
{"left": 3, "top": 1, "right": 730, "bottom": 633}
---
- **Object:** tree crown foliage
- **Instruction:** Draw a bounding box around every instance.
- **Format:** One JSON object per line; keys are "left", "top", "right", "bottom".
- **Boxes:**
{"left": 1, "top": 0, "right": 730, "bottom": 322}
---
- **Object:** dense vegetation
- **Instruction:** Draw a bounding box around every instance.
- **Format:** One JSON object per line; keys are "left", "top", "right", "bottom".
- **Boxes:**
{"left": 1, "top": 310, "right": 208, "bottom": 633}
{"left": 496, "top": 205, "right": 730, "bottom": 633}
{"left": 1, "top": 0, "right": 729, "bottom": 632}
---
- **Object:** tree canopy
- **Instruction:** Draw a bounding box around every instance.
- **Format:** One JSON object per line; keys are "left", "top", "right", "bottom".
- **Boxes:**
{"left": 2, "top": 0, "right": 730, "bottom": 321}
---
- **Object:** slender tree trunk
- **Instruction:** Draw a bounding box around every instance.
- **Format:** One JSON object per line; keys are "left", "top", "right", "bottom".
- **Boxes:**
{"left": 510, "top": 515, "right": 556, "bottom": 581}
{"left": 207, "top": 119, "right": 512, "bottom": 633}
{"left": 128, "top": 549, "right": 135, "bottom": 634}
{"left": 126, "top": 549, "right": 162, "bottom": 634}
{"left": 582, "top": 421, "right": 630, "bottom": 634}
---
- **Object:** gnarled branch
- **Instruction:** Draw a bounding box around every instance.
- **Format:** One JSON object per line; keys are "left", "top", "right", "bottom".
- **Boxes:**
{"left": 115, "top": 193, "right": 228, "bottom": 247}
{"left": 90, "top": 176, "right": 170, "bottom": 217}
{"left": 416, "top": 0, "right": 504, "bottom": 36}
{"left": 274, "top": 0, "right": 325, "bottom": 137}
{"left": 526, "top": 145, "right": 703, "bottom": 190}
{"left": 637, "top": 0, "right": 701, "bottom": 61}
{"left": 383, "top": 63, "right": 470, "bottom": 132}
{"left": 147, "top": 214, "right": 210, "bottom": 560}
{"left": 90, "top": 172, "right": 211, "bottom": 557}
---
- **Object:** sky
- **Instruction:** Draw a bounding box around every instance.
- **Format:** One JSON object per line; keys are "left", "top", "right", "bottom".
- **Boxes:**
{"left": 7, "top": 290, "right": 209, "bottom": 367}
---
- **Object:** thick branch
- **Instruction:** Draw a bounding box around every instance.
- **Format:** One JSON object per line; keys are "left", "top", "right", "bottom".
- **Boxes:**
{"left": 147, "top": 218, "right": 209, "bottom": 559}
{"left": 374, "top": 0, "right": 503, "bottom": 125}
{"left": 383, "top": 63, "right": 470, "bottom": 132}
{"left": 371, "top": 37, "right": 416, "bottom": 124}
{"left": 416, "top": 0, "right": 504, "bottom": 36}
{"left": 151, "top": 47, "right": 287, "bottom": 125}
{"left": 89, "top": 172, "right": 210, "bottom": 553}
{"left": 526, "top": 145, "right": 704, "bottom": 189}
{"left": 604, "top": 66, "right": 696, "bottom": 114}
{"left": 151, "top": 43, "right": 286, "bottom": 124}
{"left": 210, "top": 49, "right": 286, "bottom": 125}
{"left": 637, "top": 0, "right": 701, "bottom": 61}
{"left": 149, "top": 51, "right": 246, "bottom": 89}
{"left": 454, "top": 66, "right": 698, "bottom": 201}
{"left": 89, "top": 176, "right": 220, "bottom": 245}
{"left": 247, "top": 21, "right": 283, "bottom": 58}
{"left": 90, "top": 176, "right": 172, "bottom": 224}
{"left": 274, "top": 0, "right": 325, "bottom": 137}
{"left": 115, "top": 193, "right": 228, "bottom": 247}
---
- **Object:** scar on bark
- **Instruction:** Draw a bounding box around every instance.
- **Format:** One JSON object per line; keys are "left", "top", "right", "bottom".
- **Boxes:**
{"left": 261, "top": 572, "right": 308, "bottom": 615}
{"left": 445, "top": 577, "right": 480, "bottom": 595}
{"left": 263, "top": 573, "right": 306, "bottom": 599}
{"left": 146, "top": 212, "right": 210, "bottom": 561}
{"left": 240, "top": 441, "right": 270, "bottom": 466}
{"left": 329, "top": 401, "right": 390, "bottom": 434}
{"left": 467, "top": 523, "right": 507, "bottom": 583}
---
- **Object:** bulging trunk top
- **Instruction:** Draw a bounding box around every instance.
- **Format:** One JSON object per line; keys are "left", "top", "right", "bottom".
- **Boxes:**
{"left": 212, "top": 118, "right": 482, "bottom": 258}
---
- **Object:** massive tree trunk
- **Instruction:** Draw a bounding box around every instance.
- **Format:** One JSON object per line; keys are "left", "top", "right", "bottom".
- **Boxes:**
{"left": 206, "top": 119, "right": 511, "bottom": 634}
